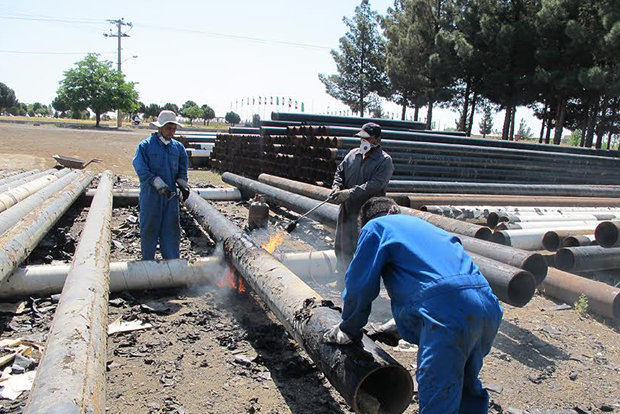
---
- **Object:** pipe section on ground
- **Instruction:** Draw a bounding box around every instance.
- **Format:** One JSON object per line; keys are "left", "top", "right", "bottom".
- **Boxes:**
{"left": 0, "top": 168, "right": 59, "bottom": 194}
{"left": 467, "top": 253, "right": 536, "bottom": 307}
{"left": 0, "top": 171, "right": 94, "bottom": 283}
{"left": 0, "top": 169, "right": 70, "bottom": 213}
{"left": 409, "top": 195, "right": 620, "bottom": 209}
{"left": 0, "top": 169, "right": 40, "bottom": 187}
{"left": 555, "top": 246, "right": 620, "bottom": 272}
{"left": 595, "top": 221, "right": 620, "bottom": 248}
{"left": 24, "top": 171, "right": 114, "bottom": 414}
{"left": 82, "top": 187, "right": 242, "bottom": 206}
{"left": 185, "top": 193, "right": 414, "bottom": 414}
{"left": 401, "top": 207, "right": 492, "bottom": 240}
{"left": 1, "top": 258, "right": 227, "bottom": 299}
{"left": 542, "top": 230, "right": 595, "bottom": 251}
{"left": 539, "top": 268, "right": 620, "bottom": 320}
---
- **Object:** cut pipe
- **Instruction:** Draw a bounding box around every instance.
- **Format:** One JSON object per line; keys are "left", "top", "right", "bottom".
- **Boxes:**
{"left": 401, "top": 207, "right": 492, "bottom": 240}
{"left": 0, "top": 169, "right": 70, "bottom": 213}
{"left": 555, "top": 246, "right": 620, "bottom": 272}
{"left": 595, "top": 221, "right": 620, "bottom": 248}
{"left": 24, "top": 170, "right": 114, "bottom": 414}
{"left": 184, "top": 193, "right": 414, "bottom": 414}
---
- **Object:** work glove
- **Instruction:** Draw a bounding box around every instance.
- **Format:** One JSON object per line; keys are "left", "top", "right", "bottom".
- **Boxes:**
{"left": 322, "top": 324, "right": 354, "bottom": 345}
{"left": 328, "top": 185, "right": 340, "bottom": 199}
{"left": 331, "top": 188, "right": 353, "bottom": 204}
{"left": 364, "top": 319, "right": 401, "bottom": 347}
{"left": 176, "top": 178, "right": 191, "bottom": 202}
{"left": 151, "top": 176, "right": 173, "bottom": 199}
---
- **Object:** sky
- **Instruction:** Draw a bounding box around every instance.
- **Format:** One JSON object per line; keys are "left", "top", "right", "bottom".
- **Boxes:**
{"left": 0, "top": 0, "right": 541, "bottom": 135}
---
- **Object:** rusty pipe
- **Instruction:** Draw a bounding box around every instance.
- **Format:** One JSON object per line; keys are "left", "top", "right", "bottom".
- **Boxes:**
{"left": 561, "top": 234, "right": 595, "bottom": 248}
{"left": 542, "top": 230, "right": 596, "bottom": 251}
{"left": 24, "top": 171, "right": 114, "bottom": 414}
{"left": 539, "top": 268, "right": 620, "bottom": 319}
{"left": 401, "top": 207, "right": 492, "bottom": 240}
{"left": 595, "top": 221, "right": 620, "bottom": 248}
{"left": 408, "top": 194, "right": 620, "bottom": 210}
{"left": 555, "top": 246, "right": 620, "bottom": 272}
{"left": 184, "top": 194, "right": 414, "bottom": 414}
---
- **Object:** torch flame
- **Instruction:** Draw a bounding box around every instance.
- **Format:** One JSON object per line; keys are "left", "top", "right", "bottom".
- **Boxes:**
{"left": 217, "top": 266, "right": 246, "bottom": 293}
{"left": 261, "top": 232, "right": 285, "bottom": 254}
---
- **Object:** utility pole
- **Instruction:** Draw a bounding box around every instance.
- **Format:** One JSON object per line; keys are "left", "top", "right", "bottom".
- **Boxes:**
{"left": 104, "top": 18, "right": 132, "bottom": 128}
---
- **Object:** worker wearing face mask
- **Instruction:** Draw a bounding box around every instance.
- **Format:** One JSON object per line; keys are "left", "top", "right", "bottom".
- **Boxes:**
{"left": 132, "top": 110, "right": 190, "bottom": 260}
{"left": 330, "top": 122, "right": 394, "bottom": 273}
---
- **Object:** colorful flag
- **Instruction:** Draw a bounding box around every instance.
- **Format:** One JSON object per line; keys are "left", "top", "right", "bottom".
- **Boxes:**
{"left": 295, "top": 101, "right": 298, "bottom": 110}
{"left": 276, "top": 97, "right": 279, "bottom": 105}
{"left": 252, "top": 97, "right": 255, "bottom": 105}
{"left": 288, "top": 98, "right": 292, "bottom": 108}
{"left": 301, "top": 102, "right": 305, "bottom": 112}
{"left": 259, "top": 96, "right": 262, "bottom": 105}
{"left": 270, "top": 96, "right": 273, "bottom": 105}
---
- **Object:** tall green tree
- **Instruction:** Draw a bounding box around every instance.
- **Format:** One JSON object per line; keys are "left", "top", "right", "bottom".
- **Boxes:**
{"left": 52, "top": 96, "right": 70, "bottom": 117}
{"left": 57, "top": 54, "right": 139, "bottom": 127}
{"left": 162, "top": 103, "right": 179, "bottom": 113}
{"left": 201, "top": 104, "right": 215, "bottom": 125}
{"left": 319, "top": 0, "right": 389, "bottom": 115}
{"left": 478, "top": 104, "right": 494, "bottom": 138}
{"left": 0, "top": 82, "right": 18, "bottom": 114}
{"left": 225, "top": 111, "right": 240, "bottom": 125}
{"left": 144, "top": 103, "right": 161, "bottom": 119}
{"left": 183, "top": 105, "right": 203, "bottom": 125}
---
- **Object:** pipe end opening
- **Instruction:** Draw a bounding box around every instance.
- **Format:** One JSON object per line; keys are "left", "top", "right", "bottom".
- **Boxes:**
{"left": 522, "top": 254, "right": 548, "bottom": 285}
{"left": 355, "top": 365, "right": 414, "bottom": 414}
{"left": 507, "top": 271, "right": 536, "bottom": 307}
{"left": 555, "top": 249, "right": 575, "bottom": 272}
{"left": 595, "top": 221, "right": 618, "bottom": 248}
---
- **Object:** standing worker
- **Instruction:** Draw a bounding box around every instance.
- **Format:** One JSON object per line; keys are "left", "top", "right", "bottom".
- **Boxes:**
{"left": 330, "top": 122, "right": 393, "bottom": 272}
{"left": 324, "top": 197, "right": 504, "bottom": 414}
{"left": 132, "top": 110, "right": 191, "bottom": 260}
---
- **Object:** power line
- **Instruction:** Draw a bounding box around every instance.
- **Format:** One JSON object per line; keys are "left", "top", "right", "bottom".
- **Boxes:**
{"left": 0, "top": 14, "right": 104, "bottom": 25}
{"left": 0, "top": 49, "right": 115, "bottom": 56}
{"left": 104, "top": 18, "right": 133, "bottom": 127}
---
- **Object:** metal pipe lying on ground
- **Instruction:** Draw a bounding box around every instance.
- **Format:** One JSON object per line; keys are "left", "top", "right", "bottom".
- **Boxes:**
{"left": 401, "top": 207, "right": 493, "bottom": 240}
{"left": 24, "top": 171, "right": 114, "bottom": 414}
{"left": 0, "top": 171, "right": 85, "bottom": 236}
{"left": 82, "top": 187, "right": 242, "bottom": 206}
{"left": 561, "top": 234, "right": 595, "bottom": 248}
{"left": 409, "top": 194, "right": 620, "bottom": 209}
{"left": 539, "top": 268, "right": 620, "bottom": 320}
{"left": 0, "top": 169, "right": 70, "bottom": 213}
{"left": 496, "top": 220, "right": 603, "bottom": 231}
{"left": 0, "top": 171, "right": 94, "bottom": 283}
{"left": 542, "top": 230, "right": 596, "bottom": 251}
{"left": 467, "top": 253, "right": 536, "bottom": 307}
{"left": 0, "top": 168, "right": 59, "bottom": 193}
{"left": 0, "top": 257, "right": 228, "bottom": 299}
{"left": 222, "top": 173, "right": 339, "bottom": 227}
{"left": 494, "top": 227, "right": 599, "bottom": 251}
{"left": 0, "top": 169, "right": 41, "bottom": 187}
{"left": 555, "top": 246, "right": 620, "bottom": 272}
{"left": 185, "top": 194, "right": 414, "bottom": 414}
{"left": 595, "top": 221, "right": 620, "bottom": 248}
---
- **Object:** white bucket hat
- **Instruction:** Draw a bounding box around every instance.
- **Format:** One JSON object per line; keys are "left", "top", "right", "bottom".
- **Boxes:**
{"left": 151, "top": 110, "right": 183, "bottom": 128}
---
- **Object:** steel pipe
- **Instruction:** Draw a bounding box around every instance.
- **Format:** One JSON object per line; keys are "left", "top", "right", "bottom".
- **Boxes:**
{"left": 492, "top": 229, "right": 547, "bottom": 250}
{"left": 0, "top": 168, "right": 59, "bottom": 193}
{"left": 595, "top": 221, "right": 620, "bottom": 248}
{"left": 409, "top": 195, "right": 620, "bottom": 209}
{"left": 496, "top": 220, "right": 602, "bottom": 231}
{"left": 401, "top": 207, "right": 492, "bottom": 240}
{"left": 82, "top": 187, "right": 242, "bottom": 206}
{"left": 0, "top": 169, "right": 70, "bottom": 213}
{"left": 542, "top": 230, "right": 596, "bottom": 251}
{"left": 271, "top": 111, "right": 427, "bottom": 131}
{"left": 459, "top": 235, "right": 547, "bottom": 284}
{"left": 555, "top": 246, "right": 620, "bottom": 272}
{"left": 561, "top": 234, "right": 595, "bottom": 248}
{"left": 0, "top": 257, "right": 227, "bottom": 299}
{"left": 222, "top": 173, "right": 338, "bottom": 227}
{"left": 0, "top": 169, "right": 41, "bottom": 187}
{"left": 539, "top": 268, "right": 620, "bottom": 319}
{"left": 24, "top": 170, "right": 114, "bottom": 414}
{"left": 467, "top": 253, "right": 535, "bottom": 307}
{"left": 185, "top": 194, "right": 414, "bottom": 414}
{"left": 499, "top": 212, "right": 620, "bottom": 224}
{"left": 0, "top": 171, "right": 94, "bottom": 283}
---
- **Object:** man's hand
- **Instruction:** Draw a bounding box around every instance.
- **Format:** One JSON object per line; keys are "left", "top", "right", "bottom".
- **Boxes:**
{"left": 328, "top": 185, "right": 340, "bottom": 200}
{"left": 323, "top": 324, "right": 354, "bottom": 345}
{"left": 176, "top": 179, "right": 191, "bottom": 202}
{"left": 364, "top": 319, "right": 401, "bottom": 346}
{"left": 152, "top": 176, "right": 173, "bottom": 199}
{"left": 331, "top": 189, "right": 353, "bottom": 204}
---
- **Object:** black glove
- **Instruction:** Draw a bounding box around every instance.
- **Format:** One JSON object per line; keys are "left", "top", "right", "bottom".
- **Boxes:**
{"left": 152, "top": 176, "right": 174, "bottom": 199}
{"left": 364, "top": 319, "right": 401, "bottom": 346}
{"left": 176, "top": 179, "right": 190, "bottom": 202}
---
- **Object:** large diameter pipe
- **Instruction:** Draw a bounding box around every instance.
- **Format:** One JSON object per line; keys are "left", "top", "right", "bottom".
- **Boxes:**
{"left": 555, "top": 246, "right": 620, "bottom": 272}
{"left": 0, "top": 169, "right": 41, "bottom": 187}
{"left": 409, "top": 194, "right": 620, "bottom": 209}
{"left": 24, "top": 171, "right": 114, "bottom": 414}
{"left": 0, "top": 171, "right": 85, "bottom": 236}
{"left": 595, "top": 221, "right": 620, "bottom": 248}
{"left": 0, "top": 258, "right": 227, "bottom": 299}
{"left": 493, "top": 228, "right": 596, "bottom": 251}
{"left": 467, "top": 253, "right": 535, "bottom": 307}
{"left": 0, "top": 168, "right": 59, "bottom": 193}
{"left": 496, "top": 220, "right": 602, "bottom": 231}
{"left": 561, "top": 234, "right": 595, "bottom": 248}
{"left": 0, "top": 170, "right": 70, "bottom": 213}
{"left": 82, "top": 187, "right": 242, "bottom": 205}
{"left": 271, "top": 111, "right": 427, "bottom": 131}
{"left": 401, "top": 207, "right": 492, "bottom": 240}
{"left": 185, "top": 194, "right": 414, "bottom": 414}
{"left": 0, "top": 171, "right": 94, "bottom": 283}
{"left": 539, "top": 268, "right": 620, "bottom": 320}
{"left": 542, "top": 230, "right": 596, "bottom": 251}
{"left": 459, "top": 235, "right": 547, "bottom": 284}
{"left": 222, "top": 173, "right": 338, "bottom": 227}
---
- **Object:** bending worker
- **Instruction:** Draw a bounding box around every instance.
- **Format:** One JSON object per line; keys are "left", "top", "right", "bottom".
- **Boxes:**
{"left": 330, "top": 122, "right": 393, "bottom": 272}
{"left": 324, "top": 197, "right": 504, "bottom": 414}
{"left": 132, "top": 110, "right": 191, "bottom": 260}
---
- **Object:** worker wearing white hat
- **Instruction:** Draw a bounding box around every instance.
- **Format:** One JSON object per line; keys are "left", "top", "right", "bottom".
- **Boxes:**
{"left": 132, "top": 110, "right": 190, "bottom": 260}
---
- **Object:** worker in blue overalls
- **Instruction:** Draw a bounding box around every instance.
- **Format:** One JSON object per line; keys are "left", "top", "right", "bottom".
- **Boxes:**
{"left": 324, "top": 197, "right": 504, "bottom": 414}
{"left": 132, "top": 110, "right": 190, "bottom": 260}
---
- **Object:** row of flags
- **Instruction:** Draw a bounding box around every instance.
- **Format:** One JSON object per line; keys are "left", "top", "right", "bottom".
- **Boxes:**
{"left": 233, "top": 97, "right": 305, "bottom": 112}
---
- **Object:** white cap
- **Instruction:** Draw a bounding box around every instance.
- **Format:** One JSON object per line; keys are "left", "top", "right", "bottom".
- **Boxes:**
{"left": 151, "top": 110, "right": 183, "bottom": 128}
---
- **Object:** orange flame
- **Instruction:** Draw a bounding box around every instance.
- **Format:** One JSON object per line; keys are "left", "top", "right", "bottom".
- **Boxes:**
{"left": 217, "top": 266, "right": 246, "bottom": 293}
{"left": 261, "top": 232, "right": 285, "bottom": 254}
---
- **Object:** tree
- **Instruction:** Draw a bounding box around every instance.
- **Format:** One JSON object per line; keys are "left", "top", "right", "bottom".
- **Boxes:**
{"left": 180, "top": 100, "right": 198, "bottom": 115}
{"left": 318, "top": 0, "right": 389, "bottom": 115}
{"left": 201, "top": 104, "right": 215, "bottom": 125}
{"left": 183, "top": 105, "right": 203, "bottom": 125}
{"left": 478, "top": 104, "right": 493, "bottom": 138}
{"left": 0, "top": 82, "right": 18, "bottom": 114}
{"left": 162, "top": 103, "right": 179, "bottom": 113}
{"left": 52, "top": 96, "right": 70, "bottom": 117}
{"left": 144, "top": 103, "right": 161, "bottom": 120}
{"left": 57, "top": 54, "right": 139, "bottom": 127}
{"left": 515, "top": 118, "right": 534, "bottom": 140}
{"left": 252, "top": 114, "right": 261, "bottom": 127}
{"left": 225, "top": 111, "right": 241, "bottom": 125}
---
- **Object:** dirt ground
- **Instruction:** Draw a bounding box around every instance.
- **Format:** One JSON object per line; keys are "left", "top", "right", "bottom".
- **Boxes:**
{"left": 0, "top": 122, "right": 619, "bottom": 414}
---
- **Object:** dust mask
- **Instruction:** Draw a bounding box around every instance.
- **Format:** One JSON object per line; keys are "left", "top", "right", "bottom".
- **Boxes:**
{"left": 360, "top": 139, "right": 372, "bottom": 154}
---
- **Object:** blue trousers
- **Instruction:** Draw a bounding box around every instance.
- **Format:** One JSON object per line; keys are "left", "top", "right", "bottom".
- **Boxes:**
{"left": 399, "top": 286, "right": 503, "bottom": 414}
{"left": 139, "top": 191, "right": 180, "bottom": 260}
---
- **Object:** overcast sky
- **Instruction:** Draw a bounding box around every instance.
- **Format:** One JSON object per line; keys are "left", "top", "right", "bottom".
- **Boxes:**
{"left": 0, "top": 0, "right": 541, "bottom": 134}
